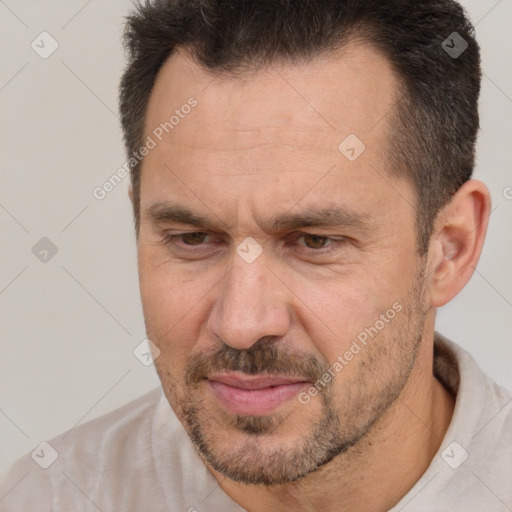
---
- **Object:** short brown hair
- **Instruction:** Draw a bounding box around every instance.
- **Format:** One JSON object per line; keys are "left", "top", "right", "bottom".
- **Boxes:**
{"left": 119, "top": 0, "right": 481, "bottom": 253}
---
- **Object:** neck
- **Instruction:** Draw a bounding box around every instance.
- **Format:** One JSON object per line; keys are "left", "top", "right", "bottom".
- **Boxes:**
{"left": 207, "top": 331, "right": 455, "bottom": 512}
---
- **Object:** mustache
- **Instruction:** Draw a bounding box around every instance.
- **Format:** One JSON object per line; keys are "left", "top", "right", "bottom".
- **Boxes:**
{"left": 185, "top": 340, "right": 328, "bottom": 387}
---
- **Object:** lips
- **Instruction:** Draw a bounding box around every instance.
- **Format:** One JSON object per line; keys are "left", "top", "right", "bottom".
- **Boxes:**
{"left": 206, "top": 373, "right": 309, "bottom": 415}
{"left": 209, "top": 374, "right": 306, "bottom": 389}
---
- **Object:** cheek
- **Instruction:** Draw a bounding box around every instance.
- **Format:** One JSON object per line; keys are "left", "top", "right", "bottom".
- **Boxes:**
{"left": 288, "top": 277, "right": 373, "bottom": 358}
{"left": 137, "top": 250, "right": 212, "bottom": 360}
{"left": 290, "top": 266, "right": 408, "bottom": 363}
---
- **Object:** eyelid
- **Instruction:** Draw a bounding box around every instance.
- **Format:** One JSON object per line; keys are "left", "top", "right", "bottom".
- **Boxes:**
{"left": 294, "top": 232, "right": 324, "bottom": 242}
{"left": 161, "top": 230, "right": 349, "bottom": 252}
{"left": 292, "top": 232, "right": 347, "bottom": 249}
{"left": 162, "top": 231, "right": 212, "bottom": 244}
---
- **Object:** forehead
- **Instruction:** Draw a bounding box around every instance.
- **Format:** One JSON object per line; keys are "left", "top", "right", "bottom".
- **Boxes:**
{"left": 144, "top": 42, "right": 398, "bottom": 145}
{"left": 139, "top": 43, "right": 412, "bottom": 233}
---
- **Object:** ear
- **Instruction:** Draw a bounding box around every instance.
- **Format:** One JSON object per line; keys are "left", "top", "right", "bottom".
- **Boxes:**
{"left": 427, "top": 180, "right": 491, "bottom": 307}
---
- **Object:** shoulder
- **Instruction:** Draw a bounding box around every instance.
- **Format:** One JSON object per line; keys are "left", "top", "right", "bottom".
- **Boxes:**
{"left": 436, "top": 334, "right": 512, "bottom": 464}
{"left": 0, "top": 387, "right": 163, "bottom": 511}
{"left": 393, "top": 335, "right": 512, "bottom": 511}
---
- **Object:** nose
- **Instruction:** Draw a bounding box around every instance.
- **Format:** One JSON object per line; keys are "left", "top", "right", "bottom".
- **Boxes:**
{"left": 207, "top": 257, "right": 291, "bottom": 350}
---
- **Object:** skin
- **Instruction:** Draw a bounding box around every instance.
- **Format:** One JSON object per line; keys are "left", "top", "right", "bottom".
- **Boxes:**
{"left": 134, "top": 43, "right": 490, "bottom": 511}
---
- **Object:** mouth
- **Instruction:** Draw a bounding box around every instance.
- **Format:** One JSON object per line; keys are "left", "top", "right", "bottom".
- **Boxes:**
{"left": 206, "top": 373, "right": 310, "bottom": 416}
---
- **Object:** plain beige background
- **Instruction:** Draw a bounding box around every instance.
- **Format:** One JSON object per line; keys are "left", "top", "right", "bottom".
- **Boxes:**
{"left": 1, "top": 0, "right": 511, "bottom": 473}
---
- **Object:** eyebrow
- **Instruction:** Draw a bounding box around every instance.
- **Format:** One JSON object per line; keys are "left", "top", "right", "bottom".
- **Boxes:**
{"left": 266, "top": 206, "right": 374, "bottom": 232}
{"left": 145, "top": 202, "right": 375, "bottom": 233}
{"left": 147, "top": 203, "right": 219, "bottom": 230}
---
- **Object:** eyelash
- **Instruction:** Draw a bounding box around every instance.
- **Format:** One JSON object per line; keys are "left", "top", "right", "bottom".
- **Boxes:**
{"left": 161, "top": 232, "right": 347, "bottom": 253}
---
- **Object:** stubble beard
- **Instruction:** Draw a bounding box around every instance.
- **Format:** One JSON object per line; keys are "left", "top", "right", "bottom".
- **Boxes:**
{"left": 154, "top": 275, "right": 427, "bottom": 486}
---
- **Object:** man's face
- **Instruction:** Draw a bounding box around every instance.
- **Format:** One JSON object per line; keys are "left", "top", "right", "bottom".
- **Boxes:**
{"left": 137, "top": 45, "right": 430, "bottom": 484}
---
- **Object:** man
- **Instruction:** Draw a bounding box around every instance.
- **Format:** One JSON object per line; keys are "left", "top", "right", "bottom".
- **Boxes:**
{"left": 1, "top": 0, "right": 511, "bottom": 510}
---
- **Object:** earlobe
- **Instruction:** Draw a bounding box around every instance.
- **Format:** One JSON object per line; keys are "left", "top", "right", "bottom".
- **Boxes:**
{"left": 428, "top": 180, "right": 491, "bottom": 308}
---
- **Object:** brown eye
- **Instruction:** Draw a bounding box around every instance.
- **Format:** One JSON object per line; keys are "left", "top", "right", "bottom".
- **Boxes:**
{"left": 181, "top": 232, "right": 209, "bottom": 245}
{"left": 301, "top": 234, "right": 331, "bottom": 249}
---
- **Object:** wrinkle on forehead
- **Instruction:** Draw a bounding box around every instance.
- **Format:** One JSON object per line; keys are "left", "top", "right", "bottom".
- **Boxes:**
{"left": 138, "top": 40, "right": 412, "bottom": 241}
{"left": 143, "top": 42, "right": 398, "bottom": 153}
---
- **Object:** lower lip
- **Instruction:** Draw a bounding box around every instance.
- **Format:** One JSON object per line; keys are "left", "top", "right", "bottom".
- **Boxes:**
{"left": 207, "top": 380, "right": 309, "bottom": 416}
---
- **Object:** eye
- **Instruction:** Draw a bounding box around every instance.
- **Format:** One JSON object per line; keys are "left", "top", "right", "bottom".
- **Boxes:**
{"left": 163, "top": 232, "right": 211, "bottom": 246}
{"left": 296, "top": 233, "right": 337, "bottom": 249}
